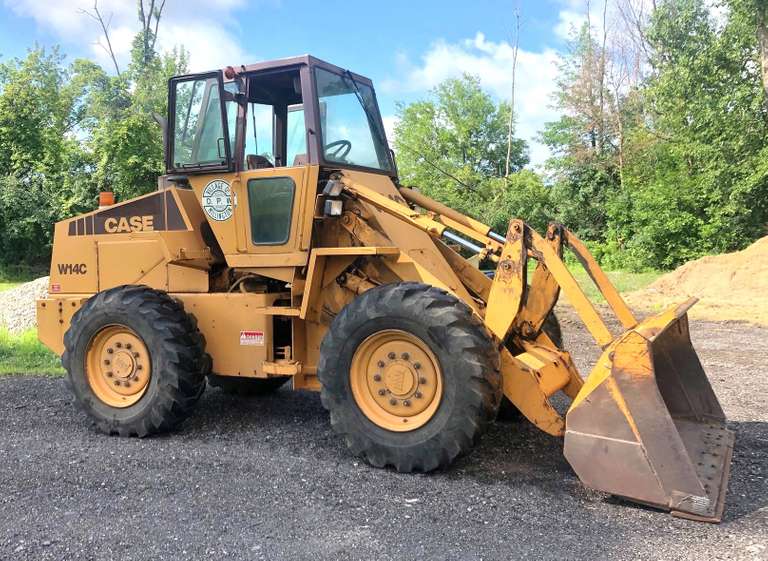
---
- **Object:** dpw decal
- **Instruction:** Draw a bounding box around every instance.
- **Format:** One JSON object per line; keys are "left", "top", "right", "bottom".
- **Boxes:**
{"left": 202, "top": 180, "right": 233, "bottom": 221}
{"left": 58, "top": 263, "right": 88, "bottom": 275}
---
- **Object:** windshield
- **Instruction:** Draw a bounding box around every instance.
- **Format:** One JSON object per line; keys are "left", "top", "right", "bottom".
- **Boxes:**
{"left": 314, "top": 67, "right": 392, "bottom": 172}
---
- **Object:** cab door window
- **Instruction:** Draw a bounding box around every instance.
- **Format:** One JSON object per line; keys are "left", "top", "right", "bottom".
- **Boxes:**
{"left": 243, "top": 69, "right": 307, "bottom": 169}
{"left": 247, "top": 177, "right": 295, "bottom": 244}
{"left": 244, "top": 103, "right": 276, "bottom": 168}
{"left": 287, "top": 105, "right": 306, "bottom": 166}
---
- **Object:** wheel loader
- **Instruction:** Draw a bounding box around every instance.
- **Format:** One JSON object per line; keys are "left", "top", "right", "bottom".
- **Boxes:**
{"left": 36, "top": 55, "right": 734, "bottom": 522}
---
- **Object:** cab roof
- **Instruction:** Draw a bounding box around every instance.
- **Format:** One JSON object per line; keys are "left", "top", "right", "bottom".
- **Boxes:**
{"left": 220, "top": 55, "right": 374, "bottom": 88}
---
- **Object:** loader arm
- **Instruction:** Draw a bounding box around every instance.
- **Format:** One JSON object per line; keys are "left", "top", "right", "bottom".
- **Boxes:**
{"left": 336, "top": 175, "right": 734, "bottom": 523}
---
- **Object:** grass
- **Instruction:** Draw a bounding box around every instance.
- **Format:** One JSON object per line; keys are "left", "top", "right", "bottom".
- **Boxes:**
{"left": 0, "top": 268, "right": 62, "bottom": 375}
{"left": 0, "top": 328, "right": 64, "bottom": 376}
{"left": 569, "top": 267, "right": 662, "bottom": 303}
{"left": 518, "top": 259, "right": 662, "bottom": 303}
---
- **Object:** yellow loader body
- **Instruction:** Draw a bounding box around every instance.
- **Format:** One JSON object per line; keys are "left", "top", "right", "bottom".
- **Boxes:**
{"left": 35, "top": 55, "right": 732, "bottom": 522}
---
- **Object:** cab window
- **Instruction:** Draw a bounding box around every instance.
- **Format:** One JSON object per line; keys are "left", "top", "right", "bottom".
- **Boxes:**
{"left": 171, "top": 75, "right": 230, "bottom": 169}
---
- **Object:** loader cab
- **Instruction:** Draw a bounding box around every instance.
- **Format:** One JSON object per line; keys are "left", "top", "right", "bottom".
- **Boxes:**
{"left": 166, "top": 56, "right": 395, "bottom": 175}
{"left": 165, "top": 55, "right": 396, "bottom": 266}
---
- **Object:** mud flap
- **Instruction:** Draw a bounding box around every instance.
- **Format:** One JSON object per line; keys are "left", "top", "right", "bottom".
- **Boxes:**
{"left": 564, "top": 299, "right": 735, "bottom": 522}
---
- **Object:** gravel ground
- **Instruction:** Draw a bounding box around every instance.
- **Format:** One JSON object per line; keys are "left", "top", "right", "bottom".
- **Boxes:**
{"left": 0, "top": 314, "right": 766, "bottom": 560}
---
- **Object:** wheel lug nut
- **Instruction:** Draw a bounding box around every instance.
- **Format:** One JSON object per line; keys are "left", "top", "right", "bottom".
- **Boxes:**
{"left": 136, "top": 365, "right": 143, "bottom": 371}
{"left": 113, "top": 380, "right": 120, "bottom": 386}
{"left": 401, "top": 352, "right": 409, "bottom": 360}
{"left": 133, "top": 352, "right": 140, "bottom": 358}
{"left": 106, "top": 371, "right": 113, "bottom": 378}
{"left": 389, "top": 398, "right": 397, "bottom": 406}
{"left": 377, "top": 360, "right": 385, "bottom": 368}
{"left": 104, "top": 360, "right": 110, "bottom": 365}
{"left": 115, "top": 342, "right": 122, "bottom": 348}
{"left": 378, "top": 389, "right": 386, "bottom": 396}
{"left": 387, "top": 352, "right": 396, "bottom": 360}
{"left": 107, "top": 348, "right": 114, "bottom": 354}
{"left": 415, "top": 391, "right": 423, "bottom": 399}
{"left": 403, "top": 400, "right": 411, "bottom": 407}
{"left": 373, "top": 374, "right": 382, "bottom": 382}
{"left": 124, "top": 381, "right": 131, "bottom": 388}
{"left": 125, "top": 343, "right": 132, "bottom": 350}
{"left": 413, "top": 362, "right": 421, "bottom": 370}
{"left": 419, "top": 377, "right": 427, "bottom": 384}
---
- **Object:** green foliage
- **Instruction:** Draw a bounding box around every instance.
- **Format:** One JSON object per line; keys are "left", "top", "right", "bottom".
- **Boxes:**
{"left": 541, "top": 0, "right": 768, "bottom": 270}
{"left": 0, "top": 0, "right": 766, "bottom": 276}
{"left": 0, "top": 48, "right": 96, "bottom": 266}
{"left": 0, "top": 16, "right": 187, "bottom": 267}
{"left": 0, "top": 329, "right": 63, "bottom": 376}
{"left": 81, "top": 44, "right": 187, "bottom": 201}
{"left": 394, "top": 74, "right": 530, "bottom": 226}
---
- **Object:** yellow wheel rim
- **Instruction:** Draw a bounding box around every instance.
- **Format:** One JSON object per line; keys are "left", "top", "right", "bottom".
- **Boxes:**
{"left": 85, "top": 325, "right": 151, "bottom": 408}
{"left": 350, "top": 329, "right": 443, "bottom": 432}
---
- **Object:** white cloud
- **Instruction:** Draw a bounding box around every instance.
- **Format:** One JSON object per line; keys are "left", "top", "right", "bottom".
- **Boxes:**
{"left": 554, "top": 9, "right": 588, "bottom": 41}
{"left": 383, "top": 32, "right": 561, "bottom": 167}
{"left": 381, "top": 114, "right": 398, "bottom": 145}
{"left": 3, "top": 0, "right": 251, "bottom": 71}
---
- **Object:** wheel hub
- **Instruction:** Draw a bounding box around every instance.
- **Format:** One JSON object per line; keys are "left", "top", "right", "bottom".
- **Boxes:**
{"left": 350, "top": 330, "right": 443, "bottom": 432}
{"left": 86, "top": 326, "right": 151, "bottom": 407}
{"left": 112, "top": 351, "right": 136, "bottom": 379}
{"left": 383, "top": 362, "right": 414, "bottom": 396}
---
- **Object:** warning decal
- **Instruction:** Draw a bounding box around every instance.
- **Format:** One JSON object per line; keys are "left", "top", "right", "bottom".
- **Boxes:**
{"left": 240, "top": 330, "right": 265, "bottom": 346}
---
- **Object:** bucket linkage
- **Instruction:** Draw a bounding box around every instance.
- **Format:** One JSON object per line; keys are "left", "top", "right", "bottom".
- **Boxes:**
{"left": 488, "top": 222, "right": 734, "bottom": 522}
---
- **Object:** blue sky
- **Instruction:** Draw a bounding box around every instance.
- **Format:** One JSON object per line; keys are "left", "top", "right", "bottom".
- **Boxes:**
{"left": 0, "top": 0, "right": 596, "bottom": 165}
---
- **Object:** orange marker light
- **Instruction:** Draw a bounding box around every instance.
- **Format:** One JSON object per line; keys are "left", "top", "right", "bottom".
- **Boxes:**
{"left": 98, "top": 191, "right": 115, "bottom": 208}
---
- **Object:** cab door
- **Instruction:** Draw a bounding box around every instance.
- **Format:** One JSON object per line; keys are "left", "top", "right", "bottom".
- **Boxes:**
{"left": 228, "top": 99, "right": 316, "bottom": 269}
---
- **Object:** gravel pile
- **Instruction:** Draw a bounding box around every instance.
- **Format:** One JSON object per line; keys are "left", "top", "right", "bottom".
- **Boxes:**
{"left": 0, "top": 277, "right": 48, "bottom": 334}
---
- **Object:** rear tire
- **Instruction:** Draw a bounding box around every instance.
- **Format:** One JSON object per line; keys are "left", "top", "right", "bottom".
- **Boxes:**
{"left": 208, "top": 374, "right": 289, "bottom": 396}
{"left": 318, "top": 282, "right": 501, "bottom": 472}
{"left": 62, "top": 285, "right": 207, "bottom": 437}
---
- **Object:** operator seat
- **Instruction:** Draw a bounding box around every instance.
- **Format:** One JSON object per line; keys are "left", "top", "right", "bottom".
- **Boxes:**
{"left": 247, "top": 154, "right": 275, "bottom": 170}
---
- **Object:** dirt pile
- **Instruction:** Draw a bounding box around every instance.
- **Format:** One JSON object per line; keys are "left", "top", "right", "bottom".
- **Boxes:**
{"left": 0, "top": 277, "right": 48, "bottom": 334}
{"left": 625, "top": 237, "right": 768, "bottom": 325}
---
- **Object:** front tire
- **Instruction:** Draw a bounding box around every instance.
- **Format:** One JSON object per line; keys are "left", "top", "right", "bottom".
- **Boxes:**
{"left": 318, "top": 282, "right": 501, "bottom": 472}
{"left": 62, "top": 285, "right": 207, "bottom": 437}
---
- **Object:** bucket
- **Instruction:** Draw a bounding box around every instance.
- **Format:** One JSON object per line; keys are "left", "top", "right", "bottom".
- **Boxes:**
{"left": 564, "top": 299, "right": 734, "bottom": 522}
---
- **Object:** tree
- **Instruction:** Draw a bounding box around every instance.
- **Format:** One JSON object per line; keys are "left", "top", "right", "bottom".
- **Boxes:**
{"left": 394, "top": 74, "right": 529, "bottom": 230}
{"left": 81, "top": 0, "right": 186, "bottom": 200}
{"left": 620, "top": 0, "right": 768, "bottom": 268}
{"left": 0, "top": 1, "right": 186, "bottom": 267}
{"left": 542, "top": 0, "right": 768, "bottom": 270}
{"left": 541, "top": 20, "right": 622, "bottom": 242}
{"left": 0, "top": 48, "right": 99, "bottom": 265}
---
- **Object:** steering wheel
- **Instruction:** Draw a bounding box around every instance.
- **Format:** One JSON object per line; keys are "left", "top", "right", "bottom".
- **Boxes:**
{"left": 324, "top": 139, "right": 352, "bottom": 160}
